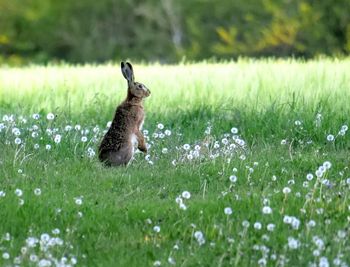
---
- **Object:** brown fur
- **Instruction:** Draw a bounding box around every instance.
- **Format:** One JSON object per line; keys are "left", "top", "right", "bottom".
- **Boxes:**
{"left": 98, "top": 62, "right": 150, "bottom": 166}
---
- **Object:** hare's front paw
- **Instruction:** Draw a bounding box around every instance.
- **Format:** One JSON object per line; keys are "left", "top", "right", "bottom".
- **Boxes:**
{"left": 138, "top": 145, "right": 147, "bottom": 154}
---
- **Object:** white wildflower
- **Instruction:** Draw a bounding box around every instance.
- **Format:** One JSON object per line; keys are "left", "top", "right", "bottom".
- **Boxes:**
{"left": 2, "top": 252, "right": 10, "bottom": 259}
{"left": 326, "top": 134, "right": 334, "bottom": 142}
{"left": 229, "top": 175, "right": 237, "bottom": 183}
{"left": 54, "top": 134, "right": 61, "bottom": 144}
{"left": 254, "top": 222, "right": 262, "bottom": 230}
{"left": 46, "top": 113, "right": 55, "bottom": 120}
{"left": 287, "top": 237, "right": 300, "bottom": 249}
{"left": 262, "top": 206, "right": 272, "bottom": 214}
{"left": 34, "top": 188, "right": 41, "bottom": 196}
{"left": 181, "top": 191, "right": 191, "bottom": 199}
{"left": 224, "top": 207, "right": 232, "bottom": 215}
{"left": 282, "top": 187, "right": 291, "bottom": 194}
{"left": 15, "top": 188, "right": 23, "bottom": 197}
{"left": 183, "top": 144, "right": 190, "bottom": 150}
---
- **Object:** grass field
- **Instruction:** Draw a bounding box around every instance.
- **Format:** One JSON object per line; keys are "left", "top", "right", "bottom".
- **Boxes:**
{"left": 0, "top": 59, "right": 350, "bottom": 267}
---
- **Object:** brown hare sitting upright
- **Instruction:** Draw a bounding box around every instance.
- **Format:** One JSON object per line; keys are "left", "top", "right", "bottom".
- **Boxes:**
{"left": 98, "top": 62, "right": 151, "bottom": 166}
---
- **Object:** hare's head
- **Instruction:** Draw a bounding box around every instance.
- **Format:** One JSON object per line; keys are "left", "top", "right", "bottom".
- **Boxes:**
{"left": 121, "top": 62, "right": 151, "bottom": 98}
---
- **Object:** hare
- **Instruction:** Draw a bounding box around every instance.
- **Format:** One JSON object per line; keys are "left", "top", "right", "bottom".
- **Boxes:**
{"left": 98, "top": 62, "right": 151, "bottom": 166}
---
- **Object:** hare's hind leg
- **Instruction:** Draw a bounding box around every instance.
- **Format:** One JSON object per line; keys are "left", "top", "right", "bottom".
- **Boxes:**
{"left": 100, "top": 147, "right": 133, "bottom": 167}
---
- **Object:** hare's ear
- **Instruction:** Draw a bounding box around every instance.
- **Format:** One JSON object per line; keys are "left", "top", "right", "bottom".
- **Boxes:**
{"left": 121, "top": 61, "right": 134, "bottom": 83}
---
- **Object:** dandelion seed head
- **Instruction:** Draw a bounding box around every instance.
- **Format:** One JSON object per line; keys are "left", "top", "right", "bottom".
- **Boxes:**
{"left": 183, "top": 144, "right": 190, "bottom": 150}
{"left": 46, "top": 113, "right": 55, "bottom": 120}
{"left": 175, "top": 197, "right": 182, "bottom": 204}
{"left": 153, "top": 261, "right": 161, "bottom": 266}
{"left": 323, "top": 161, "right": 332, "bottom": 169}
{"left": 153, "top": 226, "right": 160, "bottom": 233}
{"left": 15, "top": 188, "right": 23, "bottom": 197}
{"left": 262, "top": 206, "right": 272, "bottom": 214}
{"left": 231, "top": 127, "right": 238, "bottom": 134}
{"left": 12, "top": 127, "right": 21, "bottom": 136}
{"left": 65, "top": 125, "right": 72, "bottom": 131}
{"left": 267, "top": 223, "right": 275, "bottom": 232}
{"left": 326, "top": 134, "right": 334, "bottom": 142}
{"left": 168, "top": 257, "right": 176, "bottom": 265}
{"left": 74, "top": 197, "right": 83, "bottom": 205}
{"left": 179, "top": 203, "right": 187, "bottom": 210}
{"left": 313, "top": 249, "right": 320, "bottom": 257}
{"left": 32, "top": 114, "right": 40, "bottom": 120}
{"left": 229, "top": 175, "right": 237, "bottom": 183}
{"left": 38, "top": 259, "right": 52, "bottom": 267}
{"left": 221, "top": 138, "right": 228, "bottom": 145}
{"left": 306, "top": 173, "right": 314, "bottom": 181}
{"left": 15, "top": 137, "right": 22, "bottom": 145}
{"left": 54, "top": 134, "right": 61, "bottom": 144}
{"left": 242, "top": 220, "right": 250, "bottom": 228}
{"left": 194, "top": 230, "right": 203, "bottom": 240}
{"left": 287, "top": 237, "right": 300, "bottom": 249}
{"left": 254, "top": 222, "right": 262, "bottom": 230}
{"left": 52, "top": 228, "right": 60, "bottom": 235}
{"left": 315, "top": 169, "right": 323, "bottom": 178}
{"left": 2, "top": 252, "right": 10, "bottom": 259}
{"left": 224, "top": 207, "right": 232, "bottom": 215}
{"left": 283, "top": 215, "right": 292, "bottom": 224}
{"left": 181, "top": 191, "right": 191, "bottom": 199}
{"left": 307, "top": 220, "right": 316, "bottom": 227}
{"left": 282, "top": 187, "right": 291, "bottom": 194}
{"left": 318, "top": 165, "right": 326, "bottom": 173}
{"left": 34, "top": 188, "right": 41, "bottom": 196}
{"left": 291, "top": 217, "right": 300, "bottom": 230}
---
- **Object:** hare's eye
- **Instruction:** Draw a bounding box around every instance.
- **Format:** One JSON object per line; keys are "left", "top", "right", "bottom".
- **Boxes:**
{"left": 137, "top": 85, "right": 142, "bottom": 89}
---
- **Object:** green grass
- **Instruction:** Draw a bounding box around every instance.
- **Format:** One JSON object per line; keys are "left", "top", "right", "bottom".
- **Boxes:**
{"left": 0, "top": 59, "right": 350, "bottom": 266}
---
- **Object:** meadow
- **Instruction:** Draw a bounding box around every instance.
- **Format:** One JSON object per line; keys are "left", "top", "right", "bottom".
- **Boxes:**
{"left": 0, "top": 59, "right": 350, "bottom": 267}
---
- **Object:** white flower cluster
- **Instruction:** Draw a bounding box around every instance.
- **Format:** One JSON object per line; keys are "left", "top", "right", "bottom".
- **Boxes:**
{"left": 283, "top": 215, "right": 300, "bottom": 230}
{"left": 175, "top": 191, "right": 191, "bottom": 210}
{"left": 1, "top": 231, "right": 78, "bottom": 266}
{"left": 175, "top": 128, "right": 246, "bottom": 164}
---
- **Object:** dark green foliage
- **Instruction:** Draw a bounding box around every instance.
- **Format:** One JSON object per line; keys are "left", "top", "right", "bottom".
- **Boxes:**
{"left": 0, "top": 0, "right": 350, "bottom": 63}
{"left": 1, "top": 0, "right": 350, "bottom": 63}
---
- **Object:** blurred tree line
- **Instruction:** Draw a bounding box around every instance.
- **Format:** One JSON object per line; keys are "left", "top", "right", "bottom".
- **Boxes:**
{"left": 1, "top": 0, "right": 350, "bottom": 64}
